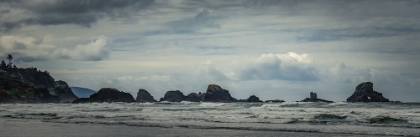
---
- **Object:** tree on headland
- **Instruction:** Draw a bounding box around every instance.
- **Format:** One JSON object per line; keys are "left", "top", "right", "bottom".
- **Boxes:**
{"left": 7, "top": 54, "right": 13, "bottom": 64}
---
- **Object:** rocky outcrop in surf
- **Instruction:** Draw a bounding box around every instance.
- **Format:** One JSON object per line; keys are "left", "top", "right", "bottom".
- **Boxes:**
{"left": 203, "top": 84, "right": 236, "bottom": 102}
{"left": 72, "top": 88, "right": 135, "bottom": 103}
{"left": 264, "top": 99, "right": 285, "bottom": 103}
{"left": 159, "top": 90, "right": 205, "bottom": 102}
{"left": 136, "top": 89, "right": 156, "bottom": 102}
{"left": 238, "top": 95, "right": 263, "bottom": 102}
{"left": 247, "top": 95, "right": 263, "bottom": 102}
{"left": 347, "top": 82, "right": 390, "bottom": 102}
{"left": 0, "top": 67, "right": 78, "bottom": 102}
{"left": 301, "top": 92, "right": 333, "bottom": 103}
{"left": 160, "top": 90, "right": 185, "bottom": 102}
{"left": 184, "top": 92, "right": 205, "bottom": 102}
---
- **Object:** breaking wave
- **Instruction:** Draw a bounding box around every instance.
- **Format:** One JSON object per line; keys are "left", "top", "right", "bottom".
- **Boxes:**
{"left": 1, "top": 102, "right": 420, "bottom": 136}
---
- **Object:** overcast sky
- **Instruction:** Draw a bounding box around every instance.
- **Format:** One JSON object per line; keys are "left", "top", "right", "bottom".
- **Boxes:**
{"left": 1, "top": 0, "right": 419, "bottom": 102}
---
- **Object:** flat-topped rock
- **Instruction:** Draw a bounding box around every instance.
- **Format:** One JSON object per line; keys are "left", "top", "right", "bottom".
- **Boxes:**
{"left": 301, "top": 92, "right": 333, "bottom": 103}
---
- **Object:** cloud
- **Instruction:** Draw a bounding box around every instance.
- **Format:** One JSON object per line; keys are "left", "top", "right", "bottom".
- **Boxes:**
{"left": 0, "top": 35, "right": 34, "bottom": 50}
{"left": 0, "top": 0, "right": 154, "bottom": 31}
{"left": 169, "top": 9, "right": 220, "bottom": 32}
{"left": 239, "top": 52, "right": 319, "bottom": 81}
{"left": 53, "top": 35, "right": 109, "bottom": 61}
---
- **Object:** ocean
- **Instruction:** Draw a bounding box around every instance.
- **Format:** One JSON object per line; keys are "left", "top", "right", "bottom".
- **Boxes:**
{"left": 1, "top": 102, "right": 419, "bottom": 136}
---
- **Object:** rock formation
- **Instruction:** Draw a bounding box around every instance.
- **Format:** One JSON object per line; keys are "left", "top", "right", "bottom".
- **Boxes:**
{"left": 0, "top": 67, "right": 78, "bottom": 102}
{"left": 160, "top": 90, "right": 185, "bottom": 102}
{"left": 264, "top": 99, "right": 285, "bottom": 103}
{"left": 159, "top": 90, "right": 206, "bottom": 102}
{"left": 347, "top": 82, "right": 390, "bottom": 102}
{"left": 136, "top": 89, "right": 156, "bottom": 102}
{"left": 246, "top": 95, "right": 263, "bottom": 102}
{"left": 203, "top": 84, "right": 236, "bottom": 102}
{"left": 301, "top": 92, "right": 333, "bottom": 103}
{"left": 54, "top": 80, "right": 78, "bottom": 103}
{"left": 184, "top": 93, "right": 203, "bottom": 102}
{"left": 72, "top": 88, "right": 135, "bottom": 103}
{"left": 0, "top": 78, "right": 60, "bottom": 103}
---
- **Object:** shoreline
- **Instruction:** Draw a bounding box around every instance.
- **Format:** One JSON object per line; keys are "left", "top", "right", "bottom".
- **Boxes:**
{"left": 0, "top": 118, "right": 400, "bottom": 137}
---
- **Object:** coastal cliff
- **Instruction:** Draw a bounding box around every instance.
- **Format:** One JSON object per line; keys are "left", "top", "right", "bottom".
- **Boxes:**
{"left": 0, "top": 67, "right": 77, "bottom": 103}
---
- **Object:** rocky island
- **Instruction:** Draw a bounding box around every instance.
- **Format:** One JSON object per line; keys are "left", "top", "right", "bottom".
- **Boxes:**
{"left": 73, "top": 88, "right": 135, "bottom": 103}
{"left": 347, "top": 82, "right": 390, "bottom": 102}
{"left": 301, "top": 92, "right": 334, "bottom": 103}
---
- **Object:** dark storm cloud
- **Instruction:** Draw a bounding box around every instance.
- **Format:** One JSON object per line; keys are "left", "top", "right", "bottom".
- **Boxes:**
{"left": 0, "top": 0, "right": 154, "bottom": 31}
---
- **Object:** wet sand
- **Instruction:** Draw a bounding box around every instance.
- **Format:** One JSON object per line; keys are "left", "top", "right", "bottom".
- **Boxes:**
{"left": 0, "top": 118, "right": 398, "bottom": 137}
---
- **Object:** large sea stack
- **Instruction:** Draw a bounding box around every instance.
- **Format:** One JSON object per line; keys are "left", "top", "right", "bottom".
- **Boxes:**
{"left": 347, "top": 82, "right": 390, "bottom": 102}
{"left": 136, "top": 89, "right": 156, "bottom": 102}
{"left": 203, "top": 84, "right": 236, "bottom": 102}
{"left": 73, "top": 88, "right": 135, "bottom": 103}
{"left": 160, "top": 90, "right": 185, "bottom": 102}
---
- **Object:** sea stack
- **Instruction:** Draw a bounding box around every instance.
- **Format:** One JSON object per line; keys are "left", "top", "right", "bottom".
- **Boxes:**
{"left": 73, "top": 88, "right": 135, "bottom": 103}
{"left": 136, "top": 89, "right": 156, "bottom": 102}
{"left": 301, "top": 92, "right": 333, "bottom": 103}
{"left": 160, "top": 90, "right": 185, "bottom": 102}
{"left": 246, "top": 95, "right": 263, "bottom": 102}
{"left": 347, "top": 82, "right": 390, "bottom": 102}
{"left": 203, "top": 84, "right": 236, "bottom": 102}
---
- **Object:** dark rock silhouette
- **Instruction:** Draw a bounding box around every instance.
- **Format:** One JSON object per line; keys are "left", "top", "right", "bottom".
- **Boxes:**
{"left": 54, "top": 80, "right": 78, "bottom": 103}
{"left": 247, "top": 95, "right": 263, "bottom": 102}
{"left": 0, "top": 67, "right": 78, "bottom": 102}
{"left": 264, "top": 99, "right": 285, "bottom": 103}
{"left": 310, "top": 92, "right": 317, "bottom": 99}
{"left": 204, "top": 84, "right": 236, "bottom": 102}
{"left": 0, "top": 78, "right": 59, "bottom": 103}
{"left": 184, "top": 93, "right": 204, "bottom": 102}
{"left": 73, "top": 88, "right": 135, "bottom": 103}
{"left": 301, "top": 92, "right": 333, "bottom": 103}
{"left": 136, "top": 89, "right": 156, "bottom": 102}
{"left": 347, "top": 82, "right": 390, "bottom": 102}
{"left": 160, "top": 90, "right": 185, "bottom": 102}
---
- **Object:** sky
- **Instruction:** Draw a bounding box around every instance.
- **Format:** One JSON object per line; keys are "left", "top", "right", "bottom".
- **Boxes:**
{"left": 1, "top": 0, "right": 420, "bottom": 102}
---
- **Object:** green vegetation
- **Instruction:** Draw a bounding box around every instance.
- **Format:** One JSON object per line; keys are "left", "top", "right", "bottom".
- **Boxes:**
{"left": 0, "top": 78, "right": 36, "bottom": 100}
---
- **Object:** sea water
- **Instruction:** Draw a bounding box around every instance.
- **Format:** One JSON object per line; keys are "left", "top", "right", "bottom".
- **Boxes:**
{"left": 1, "top": 102, "right": 420, "bottom": 136}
